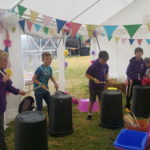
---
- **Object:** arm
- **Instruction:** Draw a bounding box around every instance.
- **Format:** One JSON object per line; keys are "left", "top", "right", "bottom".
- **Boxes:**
{"left": 50, "top": 76, "right": 58, "bottom": 90}
{"left": 32, "top": 74, "right": 47, "bottom": 89}
{"left": 86, "top": 74, "right": 100, "bottom": 84}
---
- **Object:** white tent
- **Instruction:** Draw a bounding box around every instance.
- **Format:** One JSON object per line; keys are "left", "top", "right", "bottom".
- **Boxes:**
{"left": 0, "top": 0, "right": 149, "bottom": 123}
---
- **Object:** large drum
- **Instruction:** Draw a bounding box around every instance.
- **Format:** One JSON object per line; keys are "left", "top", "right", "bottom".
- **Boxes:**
{"left": 48, "top": 92, "right": 74, "bottom": 136}
{"left": 15, "top": 111, "right": 48, "bottom": 150}
{"left": 100, "top": 90, "right": 124, "bottom": 129}
{"left": 131, "top": 85, "right": 150, "bottom": 118}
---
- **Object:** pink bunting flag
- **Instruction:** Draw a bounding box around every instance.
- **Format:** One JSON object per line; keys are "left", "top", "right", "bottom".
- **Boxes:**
{"left": 42, "top": 15, "right": 53, "bottom": 26}
{"left": 0, "top": 23, "right": 4, "bottom": 33}
{"left": 121, "top": 38, "right": 127, "bottom": 44}
{"left": 70, "top": 22, "right": 81, "bottom": 38}
{"left": 137, "top": 39, "right": 143, "bottom": 45}
{"left": 26, "top": 20, "right": 33, "bottom": 31}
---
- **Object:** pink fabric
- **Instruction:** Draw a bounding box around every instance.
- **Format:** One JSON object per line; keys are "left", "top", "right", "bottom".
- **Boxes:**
{"left": 78, "top": 99, "right": 99, "bottom": 112}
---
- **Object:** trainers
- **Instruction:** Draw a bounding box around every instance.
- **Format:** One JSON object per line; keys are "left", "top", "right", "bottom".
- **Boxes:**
{"left": 86, "top": 115, "right": 93, "bottom": 120}
{"left": 125, "top": 107, "right": 131, "bottom": 112}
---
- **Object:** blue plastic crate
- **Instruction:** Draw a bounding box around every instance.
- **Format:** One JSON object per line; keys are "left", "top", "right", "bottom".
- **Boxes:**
{"left": 114, "top": 129, "right": 148, "bottom": 150}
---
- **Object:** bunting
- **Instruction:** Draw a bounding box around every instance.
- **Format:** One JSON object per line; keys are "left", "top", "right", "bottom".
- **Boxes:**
{"left": 115, "top": 37, "right": 120, "bottom": 43}
{"left": 70, "top": 22, "right": 81, "bottom": 38}
{"left": 19, "top": 20, "right": 25, "bottom": 31}
{"left": 86, "top": 25, "right": 97, "bottom": 37}
{"left": 30, "top": 10, "right": 39, "bottom": 22}
{"left": 26, "top": 20, "right": 33, "bottom": 31}
{"left": 103, "top": 25, "right": 118, "bottom": 41}
{"left": 137, "top": 39, "right": 143, "bottom": 45}
{"left": 56, "top": 19, "right": 67, "bottom": 33}
{"left": 34, "top": 24, "right": 42, "bottom": 31}
{"left": 129, "top": 39, "right": 135, "bottom": 45}
{"left": 18, "top": 5, "right": 27, "bottom": 17}
{"left": 146, "top": 24, "right": 150, "bottom": 31}
{"left": 146, "top": 39, "right": 150, "bottom": 45}
{"left": 43, "top": 27, "right": 49, "bottom": 34}
{"left": 123, "top": 24, "right": 141, "bottom": 38}
{"left": 43, "top": 15, "right": 52, "bottom": 26}
{"left": 11, "top": 27, "right": 16, "bottom": 33}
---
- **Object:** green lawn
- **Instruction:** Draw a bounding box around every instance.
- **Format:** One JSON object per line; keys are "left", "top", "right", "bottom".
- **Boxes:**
{"left": 6, "top": 56, "right": 126, "bottom": 150}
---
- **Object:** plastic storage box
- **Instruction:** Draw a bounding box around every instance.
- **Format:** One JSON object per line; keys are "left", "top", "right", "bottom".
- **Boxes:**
{"left": 114, "top": 129, "right": 148, "bottom": 150}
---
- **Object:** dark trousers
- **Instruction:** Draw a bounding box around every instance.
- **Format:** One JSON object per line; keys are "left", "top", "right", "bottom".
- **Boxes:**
{"left": 35, "top": 89, "right": 51, "bottom": 114}
{"left": 125, "top": 80, "right": 142, "bottom": 108}
{"left": 0, "top": 113, "right": 7, "bottom": 150}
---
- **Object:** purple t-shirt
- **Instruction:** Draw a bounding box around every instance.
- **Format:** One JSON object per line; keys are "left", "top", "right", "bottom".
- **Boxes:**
{"left": 0, "top": 69, "right": 19, "bottom": 114}
{"left": 86, "top": 59, "right": 109, "bottom": 89}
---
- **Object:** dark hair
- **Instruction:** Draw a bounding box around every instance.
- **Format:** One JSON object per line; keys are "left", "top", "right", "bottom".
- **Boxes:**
{"left": 42, "top": 52, "right": 51, "bottom": 60}
{"left": 98, "top": 51, "right": 109, "bottom": 61}
{"left": 134, "top": 47, "right": 143, "bottom": 54}
{"left": 144, "top": 57, "right": 150, "bottom": 64}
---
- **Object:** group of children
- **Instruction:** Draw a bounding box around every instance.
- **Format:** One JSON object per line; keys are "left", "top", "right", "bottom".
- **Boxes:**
{"left": 86, "top": 47, "right": 150, "bottom": 120}
{"left": 0, "top": 47, "right": 150, "bottom": 149}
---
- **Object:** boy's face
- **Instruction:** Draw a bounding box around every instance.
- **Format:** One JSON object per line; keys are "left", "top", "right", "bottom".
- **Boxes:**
{"left": 0, "top": 57, "right": 8, "bottom": 69}
{"left": 135, "top": 52, "right": 143, "bottom": 60}
{"left": 98, "top": 58, "right": 107, "bottom": 64}
{"left": 42, "top": 56, "right": 52, "bottom": 66}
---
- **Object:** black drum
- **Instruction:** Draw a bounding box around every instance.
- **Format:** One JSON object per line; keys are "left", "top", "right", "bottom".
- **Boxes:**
{"left": 100, "top": 90, "right": 124, "bottom": 129}
{"left": 15, "top": 111, "right": 48, "bottom": 150}
{"left": 48, "top": 92, "right": 74, "bottom": 136}
{"left": 131, "top": 85, "right": 150, "bottom": 118}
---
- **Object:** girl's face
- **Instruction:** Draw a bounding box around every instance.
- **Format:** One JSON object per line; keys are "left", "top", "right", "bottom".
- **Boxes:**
{"left": 43, "top": 56, "right": 52, "bottom": 66}
{"left": 0, "top": 57, "right": 8, "bottom": 69}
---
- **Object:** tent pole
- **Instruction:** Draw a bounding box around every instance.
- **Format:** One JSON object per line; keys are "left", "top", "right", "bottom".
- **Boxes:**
{"left": 11, "top": 0, "right": 24, "bottom": 11}
{"left": 95, "top": 36, "right": 100, "bottom": 51}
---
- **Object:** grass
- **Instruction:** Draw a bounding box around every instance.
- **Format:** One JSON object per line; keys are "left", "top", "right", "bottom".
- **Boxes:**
{"left": 6, "top": 56, "right": 126, "bottom": 150}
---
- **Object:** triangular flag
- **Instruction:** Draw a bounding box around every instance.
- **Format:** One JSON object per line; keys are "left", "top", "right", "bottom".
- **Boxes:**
{"left": 86, "top": 25, "right": 97, "bottom": 37}
{"left": 129, "top": 39, "right": 135, "bottom": 45}
{"left": 69, "top": 22, "right": 81, "bottom": 37}
{"left": 11, "top": 27, "right": 16, "bottom": 33}
{"left": 137, "top": 39, "right": 143, "bottom": 45}
{"left": 0, "top": 23, "right": 4, "bottom": 33}
{"left": 30, "top": 10, "right": 39, "bottom": 21}
{"left": 146, "top": 39, "right": 150, "bottom": 45}
{"left": 19, "top": 20, "right": 25, "bottom": 31}
{"left": 103, "top": 25, "right": 118, "bottom": 41}
{"left": 121, "top": 38, "right": 127, "bottom": 44}
{"left": 146, "top": 24, "right": 150, "bottom": 31}
{"left": 43, "top": 15, "right": 52, "bottom": 26}
{"left": 34, "top": 24, "right": 42, "bottom": 31}
{"left": 56, "top": 19, "right": 67, "bottom": 33}
{"left": 115, "top": 37, "right": 120, "bottom": 43}
{"left": 43, "top": 27, "right": 49, "bottom": 34}
{"left": 123, "top": 24, "right": 141, "bottom": 38}
{"left": 17, "top": 5, "right": 27, "bottom": 17}
{"left": 26, "top": 20, "right": 33, "bottom": 31}
{"left": 50, "top": 28, "right": 56, "bottom": 36}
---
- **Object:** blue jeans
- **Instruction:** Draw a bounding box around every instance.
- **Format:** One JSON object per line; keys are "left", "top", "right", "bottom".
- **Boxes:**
{"left": 34, "top": 89, "right": 51, "bottom": 114}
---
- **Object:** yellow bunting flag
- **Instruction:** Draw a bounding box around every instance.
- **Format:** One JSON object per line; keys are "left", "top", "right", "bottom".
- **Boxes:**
{"left": 115, "top": 37, "right": 120, "bottom": 43}
{"left": 86, "top": 25, "right": 97, "bottom": 37}
{"left": 146, "top": 24, "right": 150, "bottom": 31}
{"left": 30, "top": 10, "right": 39, "bottom": 22}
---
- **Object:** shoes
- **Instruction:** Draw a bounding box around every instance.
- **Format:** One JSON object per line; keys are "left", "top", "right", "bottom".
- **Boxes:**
{"left": 86, "top": 115, "right": 93, "bottom": 120}
{"left": 125, "top": 107, "right": 131, "bottom": 112}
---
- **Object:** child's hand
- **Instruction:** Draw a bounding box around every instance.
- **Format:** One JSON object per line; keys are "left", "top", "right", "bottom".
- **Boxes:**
{"left": 93, "top": 78, "right": 101, "bottom": 84}
{"left": 54, "top": 83, "right": 59, "bottom": 90}
{"left": 3, "top": 75, "right": 10, "bottom": 82}
{"left": 19, "top": 90, "right": 26, "bottom": 96}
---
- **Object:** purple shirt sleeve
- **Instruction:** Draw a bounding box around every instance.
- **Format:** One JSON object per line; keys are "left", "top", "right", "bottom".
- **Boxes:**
{"left": 0, "top": 80, "right": 5, "bottom": 88}
{"left": 6, "top": 80, "right": 19, "bottom": 95}
{"left": 126, "top": 63, "right": 133, "bottom": 79}
{"left": 86, "top": 65, "right": 94, "bottom": 76}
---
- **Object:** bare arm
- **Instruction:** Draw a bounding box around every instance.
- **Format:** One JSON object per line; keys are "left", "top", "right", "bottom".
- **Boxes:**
{"left": 86, "top": 74, "right": 101, "bottom": 84}
{"left": 50, "top": 76, "right": 58, "bottom": 90}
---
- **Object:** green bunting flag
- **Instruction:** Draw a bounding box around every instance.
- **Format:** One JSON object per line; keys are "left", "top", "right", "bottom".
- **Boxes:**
{"left": 18, "top": 5, "right": 27, "bottom": 17}
{"left": 43, "top": 27, "right": 49, "bottom": 34}
{"left": 123, "top": 24, "right": 141, "bottom": 38}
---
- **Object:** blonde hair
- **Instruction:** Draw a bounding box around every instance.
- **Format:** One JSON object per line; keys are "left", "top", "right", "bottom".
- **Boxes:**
{"left": 0, "top": 49, "right": 8, "bottom": 62}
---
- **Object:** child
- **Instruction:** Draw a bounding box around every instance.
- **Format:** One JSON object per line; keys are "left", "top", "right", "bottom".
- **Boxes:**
{"left": 142, "top": 68, "right": 150, "bottom": 85}
{"left": 0, "top": 50, "right": 25, "bottom": 150}
{"left": 125, "top": 47, "right": 146, "bottom": 110}
{"left": 86, "top": 51, "right": 109, "bottom": 120}
{"left": 32, "top": 52, "right": 58, "bottom": 112}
